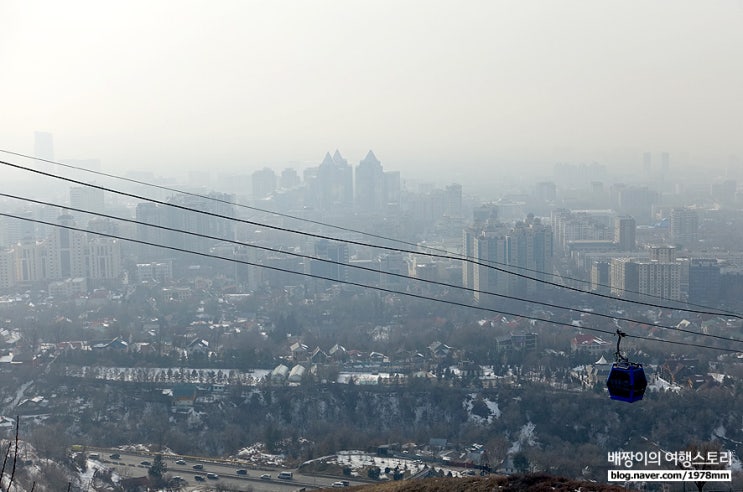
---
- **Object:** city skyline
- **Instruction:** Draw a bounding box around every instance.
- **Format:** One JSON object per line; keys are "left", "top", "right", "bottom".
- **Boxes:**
{"left": 1, "top": 1, "right": 742, "bottom": 182}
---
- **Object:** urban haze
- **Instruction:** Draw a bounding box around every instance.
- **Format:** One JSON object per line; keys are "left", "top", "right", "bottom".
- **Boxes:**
{"left": 1, "top": 2, "right": 742, "bottom": 491}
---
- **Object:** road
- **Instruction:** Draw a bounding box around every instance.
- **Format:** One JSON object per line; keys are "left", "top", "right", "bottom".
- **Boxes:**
{"left": 97, "top": 450, "right": 357, "bottom": 491}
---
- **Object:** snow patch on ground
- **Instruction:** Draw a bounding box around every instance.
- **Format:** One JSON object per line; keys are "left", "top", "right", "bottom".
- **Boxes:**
{"left": 235, "top": 443, "right": 286, "bottom": 466}
{"left": 509, "top": 421, "right": 538, "bottom": 454}
{"left": 463, "top": 393, "right": 501, "bottom": 425}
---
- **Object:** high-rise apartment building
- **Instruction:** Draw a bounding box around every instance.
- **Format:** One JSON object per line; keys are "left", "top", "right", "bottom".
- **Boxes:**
{"left": 1, "top": 210, "right": 36, "bottom": 247}
{"left": 444, "top": 184, "right": 463, "bottom": 218}
{"left": 614, "top": 216, "right": 636, "bottom": 251}
{"left": 472, "top": 227, "right": 510, "bottom": 302}
{"left": 0, "top": 248, "right": 16, "bottom": 289}
{"left": 590, "top": 261, "right": 610, "bottom": 293}
{"left": 15, "top": 238, "right": 45, "bottom": 283}
{"left": 551, "top": 209, "right": 612, "bottom": 253}
{"left": 670, "top": 208, "right": 699, "bottom": 249}
{"left": 638, "top": 260, "right": 681, "bottom": 301}
{"left": 643, "top": 152, "right": 652, "bottom": 175}
{"left": 535, "top": 182, "right": 557, "bottom": 203}
{"left": 649, "top": 245, "right": 676, "bottom": 263}
{"left": 46, "top": 214, "right": 87, "bottom": 280}
{"left": 70, "top": 186, "right": 105, "bottom": 212}
{"left": 310, "top": 240, "right": 350, "bottom": 284}
{"left": 464, "top": 218, "right": 553, "bottom": 301}
{"left": 279, "top": 168, "right": 301, "bottom": 189}
{"left": 138, "top": 192, "right": 236, "bottom": 262}
{"left": 135, "top": 202, "right": 167, "bottom": 262}
{"left": 508, "top": 219, "right": 553, "bottom": 295}
{"left": 88, "top": 237, "right": 122, "bottom": 281}
{"left": 688, "top": 259, "right": 721, "bottom": 306}
{"left": 610, "top": 256, "right": 681, "bottom": 301}
{"left": 69, "top": 186, "right": 105, "bottom": 227}
{"left": 175, "top": 192, "right": 235, "bottom": 238}
{"left": 252, "top": 168, "right": 277, "bottom": 199}
{"left": 610, "top": 258, "right": 639, "bottom": 299}
{"left": 614, "top": 186, "right": 658, "bottom": 225}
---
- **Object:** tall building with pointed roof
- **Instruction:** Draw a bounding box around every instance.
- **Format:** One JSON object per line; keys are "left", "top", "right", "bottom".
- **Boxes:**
{"left": 355, "top": 150, "right": 385, "bottom": 213}
{"left": 311, "top": 150, "right": 353, "bottom": 212}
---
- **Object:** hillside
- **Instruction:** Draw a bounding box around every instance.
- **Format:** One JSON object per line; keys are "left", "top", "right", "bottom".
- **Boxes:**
{"left": 323, "top": 475, "right": 625, "bottom": 491}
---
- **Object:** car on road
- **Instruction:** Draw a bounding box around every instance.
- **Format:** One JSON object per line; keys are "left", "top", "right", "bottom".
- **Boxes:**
{"left": 194, "top": 475, "right": 205, "bottom": 482}
{"left": 332, "top": 480, "right": 350, "bottom": 487}
{"left": 140, "top": 461, "right": 151, "bottom": 466}
{"left": 192, "top": 464, "right": 203, "bottom": 470}
{"left": 260, "top": 474, "right": 271, "bottom": 480}
{"left": 236, "top": 469, "right": 247, "bottom": 475}
{"left": 175, "top": 459, "right": 186, "bottom": 465}
{"left": 108, "top": 453, "right": 120, "bottom": 460}
{"left": 206, "top": 473, "right": 219, "bottom": 480}
{"left": 278, "top": 471, "right": 293, "bottom": 480}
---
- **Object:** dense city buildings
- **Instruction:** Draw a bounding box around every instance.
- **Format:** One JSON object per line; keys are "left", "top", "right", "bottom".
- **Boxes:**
{"left": 0, "top": 148, "right": 742, "bottom": 315}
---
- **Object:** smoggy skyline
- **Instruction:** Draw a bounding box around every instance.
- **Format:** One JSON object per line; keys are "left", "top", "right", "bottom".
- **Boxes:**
{"left": 1, "top": 1, "right": 742, "bottom": 182}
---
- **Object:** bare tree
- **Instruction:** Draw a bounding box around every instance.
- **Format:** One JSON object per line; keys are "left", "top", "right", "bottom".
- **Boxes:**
{"left": 0, "top": 416, "right": 19, "bottom": 492}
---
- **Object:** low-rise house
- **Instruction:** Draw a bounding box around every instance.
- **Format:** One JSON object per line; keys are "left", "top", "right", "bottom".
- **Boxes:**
{"left": 170, "top": 384, "right": 197, "bottom": 410}
{"left": 271, "top": 364, "right": 290, "bottom": 383}
{"left": 56, "top": 341, "right": 87, "bottom": 351}
{"left": 457, "top": 361, "right": 483, "bottom": 378}
{"left": 328, "top": 343, "right": 347, "bottom": 361}
{"left": 290, "top": 342, "right": 309, "bottom": 362}
{"left": 187, "top": 338, "right": 209, "bottom": 355}
{"left": 91, "top": 337, "right": 129, "bottom": 351}
{"left": 309, "top": 346, "right": 328, "bottom": 364}
{"left": 288, "top": 364, "right": 306, "bottom": 383}
{"left": 571, "top": 334, "right": 609, "bottom": 355}
{"left": 428, "top": 341, "right": 452, "bottom": 359}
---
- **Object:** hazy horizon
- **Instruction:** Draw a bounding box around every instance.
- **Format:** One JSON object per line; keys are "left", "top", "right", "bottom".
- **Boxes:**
{"left": 2, "top": 1, "right": 742, "bottom": 182}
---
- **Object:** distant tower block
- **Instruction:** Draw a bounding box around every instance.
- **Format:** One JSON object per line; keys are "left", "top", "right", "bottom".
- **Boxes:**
{"left": 660, "top": 152, "right": 670, "bottom": 175}
{"left": 34, "top": 131, "right": 55, "bottom": 172}
{"left": 643, "top": 152, "right": 652, "bottom": 174}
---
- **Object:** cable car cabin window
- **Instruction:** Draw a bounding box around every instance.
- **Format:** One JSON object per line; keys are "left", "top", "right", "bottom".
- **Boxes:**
{"left": 607, "top": 362, "right": 647, "bottom": 403}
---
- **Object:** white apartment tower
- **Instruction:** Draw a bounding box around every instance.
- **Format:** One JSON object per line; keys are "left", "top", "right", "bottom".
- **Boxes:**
{"left": 610, "top": 256, "right": 681, "bottom": 301}
{"left": 15, "top": 238, "right": 45, "bottom": 283}
{"left": 88, "top": 237, "right": 122, "bottom": 280}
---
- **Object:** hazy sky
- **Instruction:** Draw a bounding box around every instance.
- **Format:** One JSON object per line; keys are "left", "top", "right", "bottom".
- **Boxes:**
{"left": 1, "top": 1, "right": 742, "bottom": 180}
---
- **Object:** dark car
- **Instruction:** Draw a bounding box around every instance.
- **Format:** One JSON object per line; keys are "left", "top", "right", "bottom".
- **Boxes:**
{"left": 206, "top": 473, "right": 219, "bottom": 480}
{"left": 109, "top": 453, "right": 120, "bottom": 460}
{"left": 236, "top": 469, "right": 248, "bottom": 475}
{"left": 192, "top": 464, "right": 204, "bottom": 470}
{"left": 140, "top": 461, "right": 151, "bottom": 466}
{"left": 194, "top": 475, "right": 205, "bottom": 482}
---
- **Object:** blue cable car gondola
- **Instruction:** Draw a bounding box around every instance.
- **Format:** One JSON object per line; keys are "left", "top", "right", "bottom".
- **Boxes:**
{"left": 606, "top": 330, "right": 647, "bottom": 403}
